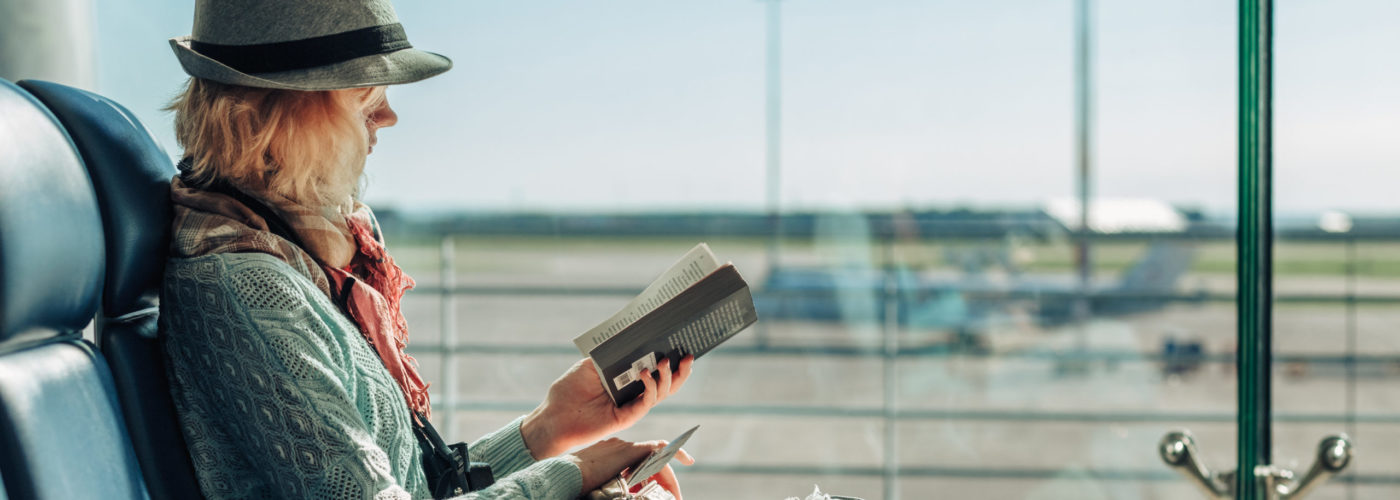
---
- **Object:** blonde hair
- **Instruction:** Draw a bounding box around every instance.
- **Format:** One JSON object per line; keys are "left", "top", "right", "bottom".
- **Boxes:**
{"left": 167, "top": 79, "right": 387, "bottom": 207}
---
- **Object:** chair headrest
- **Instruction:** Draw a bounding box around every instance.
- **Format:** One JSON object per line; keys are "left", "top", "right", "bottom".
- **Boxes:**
{"left": 19, "top": 80, "right": 176, "bottom": 315}
{"left": 0, "top": 79, "right": 105, "bottom": 347}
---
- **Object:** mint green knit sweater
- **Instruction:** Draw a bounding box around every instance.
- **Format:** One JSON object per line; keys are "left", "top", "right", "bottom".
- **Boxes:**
{"left": 160, "top": 252, "right": 583, "bottom": 499}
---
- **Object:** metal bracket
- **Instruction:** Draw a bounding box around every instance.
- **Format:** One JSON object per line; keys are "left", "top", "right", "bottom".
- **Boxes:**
{"left": 1159, "top": 431, "right": 1233, "bottom": 499}
{"left": 1273, "top": 435, "right": 1353, "bottom": 499}
{"left": 1159, "top": 431, "right": 1352, "bottom": 500}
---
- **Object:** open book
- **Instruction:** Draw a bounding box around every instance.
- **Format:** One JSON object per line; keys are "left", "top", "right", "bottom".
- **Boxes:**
{"left": 573, "top": 243, "right": 758, "bottom": 406}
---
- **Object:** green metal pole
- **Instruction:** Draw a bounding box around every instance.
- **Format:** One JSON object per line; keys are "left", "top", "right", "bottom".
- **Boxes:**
{"left": 1236, "top": 0, "right": 1273, "bottom": 498}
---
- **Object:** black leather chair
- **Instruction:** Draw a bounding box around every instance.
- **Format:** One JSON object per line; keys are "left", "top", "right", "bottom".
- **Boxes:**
{"left": 19, "top": 80, "right": 201, "bottom": 500}
{"left": 0, "top": 78, "right": 150, "bottom": 499}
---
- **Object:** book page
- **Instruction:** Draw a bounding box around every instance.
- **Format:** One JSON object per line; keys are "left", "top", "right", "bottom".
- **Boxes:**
{"left": 573, "top": 243, "right": 720, "bottom": 355}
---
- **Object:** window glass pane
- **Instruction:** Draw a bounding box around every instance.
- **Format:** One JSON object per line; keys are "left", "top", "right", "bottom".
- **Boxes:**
{"left": 82, "top": 0, "right": 1291, "bottom": 497}
{"left": 1274, "top": 0, "right": 1400, "bottom": 495}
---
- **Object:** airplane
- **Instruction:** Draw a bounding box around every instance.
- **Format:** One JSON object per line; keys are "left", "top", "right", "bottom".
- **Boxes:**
{"left": 753, "top": 241, "right": 1199, "bottom": 349}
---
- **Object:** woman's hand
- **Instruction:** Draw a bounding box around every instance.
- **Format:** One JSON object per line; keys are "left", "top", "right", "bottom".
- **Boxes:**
{"left": 568, "top": 438, "right": 695, "bottom": 500}
{"left": 522, "top": 356, "right": 694, "bottom": 459}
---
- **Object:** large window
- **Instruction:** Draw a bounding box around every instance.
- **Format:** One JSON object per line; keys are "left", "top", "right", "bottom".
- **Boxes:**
{"left": 94, "top": 1, "right": 1398, "bottom": 498}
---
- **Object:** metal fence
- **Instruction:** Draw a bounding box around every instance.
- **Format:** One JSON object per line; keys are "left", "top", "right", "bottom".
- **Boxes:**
{"left": 403, "top": 232, "right": 1400, "bottom": 498}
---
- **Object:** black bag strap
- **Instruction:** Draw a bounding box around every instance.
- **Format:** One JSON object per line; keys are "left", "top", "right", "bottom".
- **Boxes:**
{"left": 186, "top": 161, "right": 492, "bottom": 496}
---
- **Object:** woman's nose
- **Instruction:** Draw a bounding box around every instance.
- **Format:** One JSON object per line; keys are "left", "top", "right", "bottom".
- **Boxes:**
{"left": 370, "top": 101, "right": 398, "bottom": 128}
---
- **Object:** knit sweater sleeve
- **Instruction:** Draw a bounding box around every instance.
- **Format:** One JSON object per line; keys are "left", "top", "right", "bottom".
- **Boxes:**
{"left": 450, "top": 416, "right": 584, "bottom": 499}
{"left": 162, "top": 254, "right": 581, "bottom": 500}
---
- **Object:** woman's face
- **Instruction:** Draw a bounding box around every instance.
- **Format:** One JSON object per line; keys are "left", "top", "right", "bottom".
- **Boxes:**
{"left": 364, "top": 91, "right": 397, "bottom": 155}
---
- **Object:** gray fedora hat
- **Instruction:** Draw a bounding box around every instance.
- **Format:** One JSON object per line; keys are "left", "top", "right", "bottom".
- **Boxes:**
{"left": 170, "top": 0, "right": 451, "bottom": 91}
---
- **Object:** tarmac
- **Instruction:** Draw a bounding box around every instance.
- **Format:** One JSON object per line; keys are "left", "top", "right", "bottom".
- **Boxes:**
{"left": 396, "top": 242, "right": 1393, "bottom": 499}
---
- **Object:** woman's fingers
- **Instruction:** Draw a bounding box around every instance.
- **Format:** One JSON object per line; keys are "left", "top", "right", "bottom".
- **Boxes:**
{"left": 636, "top": 441, "right": 692, "bottom": 500}
{"left": 675, "top": 447, "right": 695, "bottom": 466}
{"left": 650, "top": 464, "right": 683, "bottom": 500}
{"left": 638, "top": 366, "right": 659, "bottom": 409}
{"left": 574, "top": 438, "right": 667, "bottom": 493}
{"left": 575, "top": 439, "right": 691, "bottom": 499}
{"left": 655, "top": 354, "right": 695, "bottom": 402}
{"left": 656, "top": 358, "right": 673, "bottom": 400}
{"left": 671, "top": 355, "right": 694, "bottom": 394}
{"left": 613, "top": 375, "right": 653, "bottom": 424}
{"left": 619, "top": 354, "right": 696, "bottom": 418}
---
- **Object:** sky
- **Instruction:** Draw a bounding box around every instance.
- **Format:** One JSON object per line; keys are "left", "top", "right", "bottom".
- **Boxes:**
{"left": 93, "top": 0, "right": 1399, "bottom": 215}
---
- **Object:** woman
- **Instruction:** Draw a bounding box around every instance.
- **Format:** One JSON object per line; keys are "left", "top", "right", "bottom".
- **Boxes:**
{"left": 158, "top": 1, "right": 694, "bottom": 498}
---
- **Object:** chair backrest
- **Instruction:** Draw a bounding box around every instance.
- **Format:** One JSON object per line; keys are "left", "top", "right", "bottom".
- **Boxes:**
{"left": 0, "top": 78, "right": 149, "bottom": 500}
{"left": 17, "top": 80, "right": 200, "bottom": 500}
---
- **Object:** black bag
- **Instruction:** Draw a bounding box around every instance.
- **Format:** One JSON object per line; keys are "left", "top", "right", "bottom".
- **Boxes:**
{"left": 413, "top": 413, "right": 494, "bottom": 498}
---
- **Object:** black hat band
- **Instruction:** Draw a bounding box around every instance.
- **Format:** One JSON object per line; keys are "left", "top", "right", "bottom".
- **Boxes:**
{"left": 190, "top": 23, "right": 411, "bottom": 75}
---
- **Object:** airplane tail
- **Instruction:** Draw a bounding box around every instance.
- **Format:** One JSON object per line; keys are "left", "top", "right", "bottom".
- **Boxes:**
{"left": 1115, "top": 241, "right": 1197, "bottom": 294}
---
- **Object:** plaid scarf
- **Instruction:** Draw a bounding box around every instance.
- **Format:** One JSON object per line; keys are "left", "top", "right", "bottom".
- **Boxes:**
{"left": 169, "top": 175, "right": 432, "bottom": 421}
